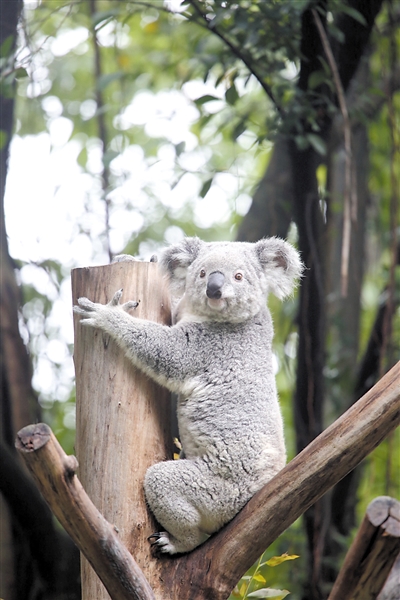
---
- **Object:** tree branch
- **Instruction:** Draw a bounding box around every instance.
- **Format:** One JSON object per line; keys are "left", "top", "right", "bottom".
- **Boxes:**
{"left": 15, "top": 423, "right": 155, "bottom": 600}
{"left": 328, "top": 497, "right": 400, "bottom": 600}
{"left": 0, "top": 439, "right": 79, "bottom": 591}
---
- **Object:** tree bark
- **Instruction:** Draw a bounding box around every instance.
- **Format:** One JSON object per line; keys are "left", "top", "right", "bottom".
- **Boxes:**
{"left": 328, "top": 497, "right": 400, "bottom": 600}
{"left": 71, "top": 261, "right": 172, "bottom": 599}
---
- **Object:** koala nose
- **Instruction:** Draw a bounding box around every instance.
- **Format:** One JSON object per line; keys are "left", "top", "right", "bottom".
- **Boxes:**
{"left": 206, "top": 271, "right": 225, "bottom": 299}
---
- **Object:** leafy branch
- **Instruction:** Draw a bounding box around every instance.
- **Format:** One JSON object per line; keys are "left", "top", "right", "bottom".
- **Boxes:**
{"left": 187, "top": 0, "right": 285, "bottom": 119}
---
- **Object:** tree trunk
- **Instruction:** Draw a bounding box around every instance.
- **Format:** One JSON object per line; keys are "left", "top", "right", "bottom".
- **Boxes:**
{"left": 71, "top": 261, "right": 171, "bottom": 599}
{"left": 0, "top": 2, "right": 43, "bottom": 598}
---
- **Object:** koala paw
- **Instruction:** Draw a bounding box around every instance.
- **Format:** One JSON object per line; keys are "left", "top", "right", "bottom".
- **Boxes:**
{"left": 73, "top": 289, "right": 139, "bottom": 328}
{"left": 112, "top": 254, "right": 138, "bottom": 263}
{"left": 148, "top": 532, "right": 177, "bottom": 555}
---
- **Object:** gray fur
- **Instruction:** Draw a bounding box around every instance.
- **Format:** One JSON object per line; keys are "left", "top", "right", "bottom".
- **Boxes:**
{"left": 74, "top": 237, "right": 303, "bottom": 554}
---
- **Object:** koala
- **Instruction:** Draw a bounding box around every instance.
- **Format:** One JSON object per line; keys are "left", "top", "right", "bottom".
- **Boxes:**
{"left": 74, "top": 237, "right": 303, "bottom": 555}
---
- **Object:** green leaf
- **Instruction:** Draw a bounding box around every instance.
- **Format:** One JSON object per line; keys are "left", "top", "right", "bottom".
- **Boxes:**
{"left": 225, "top": 84, "right": 239, "bottom": 106}
{"left": 77, "top": 146, "right": 88, "bottom": 168}
{"left": 0, "top": 35, "right": 13, "bottom": 58}
{"left": 247, "top": 589, "right": 290, "bottom": 598}
{"left": 294, "top": 135, "right": 309, "bottom": 151}
{"left": 97, "top": 72, "right": 124, "bottom": 91}
{"left": 103, "top": 149, "right": 119, "bottom": 167}
{"left": 232, "top": 119, "right": 246, "bottom": 140}
{"left": 174, "top": 141, "right": 185, "bottom": 156}
{"left": 194, "top": 94, "right": 220, "bottom": 106}
{"left": 91, "top": 8, "right": 121, "bottom": 27}
{"left": 308, "top": 70, "right": 327, "bottom": 90}
{"left": 340, "top": 6, "right": 367, "bottom": 26}
{"left": 307, "top": 133, "right": 327, "bottom": 156}
{"left": 15, "top": 67, "right": 29, "bottom": 79}
{"left": 0, "top": 76, "right": 15, "bottom": 99}
{"left": 200, "top": 178, "right": 213, "bottom": 198}
{"left": 0, "top": 129, "right": 8, "bottom": 150}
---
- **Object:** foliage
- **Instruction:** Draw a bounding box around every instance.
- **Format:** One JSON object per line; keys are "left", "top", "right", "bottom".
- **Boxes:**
{"left": 230, "top": 553, "right": 299, "bottom": 600}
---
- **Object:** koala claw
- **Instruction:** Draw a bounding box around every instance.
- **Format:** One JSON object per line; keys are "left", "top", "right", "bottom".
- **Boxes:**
{"left": 110, "top": 289, "right": 123, "bottom": 305}
{"left": 148, "top": 532, "right": 163, "bottom": 543}
{"left": 112, "top": 254, "right": 138, "bottom": 263}
{"left": 148, "top": 532, "right": 173, "bottom": 554}
{"left": 123, "top": 300, "right": 139, "bottom": 310}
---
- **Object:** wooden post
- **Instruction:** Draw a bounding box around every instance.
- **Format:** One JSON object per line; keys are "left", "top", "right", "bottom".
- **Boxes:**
{"left": 71, "top": 261, "right": 171, "bottom": 600}
{"left": 328, "top": 496, "right": 400, "bottom": 600}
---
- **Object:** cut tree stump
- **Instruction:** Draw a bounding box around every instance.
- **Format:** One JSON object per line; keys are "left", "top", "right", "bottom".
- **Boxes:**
{"left": 71, "top": 261, "right": 171, "bottom": 600}
{"left": 328, "top": 496, "right": 400, "bottom": 600}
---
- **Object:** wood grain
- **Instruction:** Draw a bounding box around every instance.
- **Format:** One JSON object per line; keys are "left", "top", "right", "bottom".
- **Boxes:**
{"left": 71, "top": 261, "right": 171, "bottom": 600}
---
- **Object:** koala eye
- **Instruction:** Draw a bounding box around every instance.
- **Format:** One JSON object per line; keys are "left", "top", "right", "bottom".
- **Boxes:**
{"left": 234, "top": 272, "right": 243, "bottom": 281}
{"left": 200, "top": 269, "right": 206, "bottom": 278}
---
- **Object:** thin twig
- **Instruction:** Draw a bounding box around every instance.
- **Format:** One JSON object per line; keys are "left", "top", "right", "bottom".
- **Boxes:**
{"left": 189, "top": 0, "right": 285, "bottom": 119}
{"left": 312, "top": 8, "right": 356, "bottom": 297}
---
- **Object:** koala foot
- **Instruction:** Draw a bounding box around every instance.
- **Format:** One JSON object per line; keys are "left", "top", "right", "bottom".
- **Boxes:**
{"left": 148, "top": 531, "right": 178, "bottom": 555}
{"left": 112, "top": 254, "right": 138, "bottom": 263}
{"left": 112, "top": 253, "right": 158, "bottom": 263}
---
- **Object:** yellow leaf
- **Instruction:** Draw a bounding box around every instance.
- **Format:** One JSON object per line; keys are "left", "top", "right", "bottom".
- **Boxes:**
{"left": 265, "top": 553, "right": 300, "bottom": 567}
{"left": 117, "top": 54, "right": 130, "bottom": 70}
{"left": 253, "top": 574, "right": 267, "bottom": 583}
{"left": 239, "top": 581, "right": 248, "bottom": 596}
{"left": 144, "top": 21, "right": 159, "bottom": 33}
{"left": 173, "top": 437, "right": 182, "bottom": 450}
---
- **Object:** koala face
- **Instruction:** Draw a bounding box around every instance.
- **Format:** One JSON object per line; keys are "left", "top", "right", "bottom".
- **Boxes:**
{"left": 183, "top": 244, "right": 266, "bottom": 322}
{"left": 160, "top": 237, "right": 303, "bottom": 324}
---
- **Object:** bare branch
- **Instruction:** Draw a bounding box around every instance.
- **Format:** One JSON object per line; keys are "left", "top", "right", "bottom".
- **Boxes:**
{"left": 15, "top": 423, "right": 155, "bottom": 600}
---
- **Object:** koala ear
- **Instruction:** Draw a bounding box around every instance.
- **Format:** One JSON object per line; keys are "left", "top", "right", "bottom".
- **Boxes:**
{"left": 254, "top": 237, "right": 303, "bottom": 300}
{"left": 160, "top": 237, "right": 204, "bottom": 295}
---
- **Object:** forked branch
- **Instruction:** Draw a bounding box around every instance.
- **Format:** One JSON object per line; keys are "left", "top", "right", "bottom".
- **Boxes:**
{"left": 16, "top": 361, "right": 400, "bottom": 600}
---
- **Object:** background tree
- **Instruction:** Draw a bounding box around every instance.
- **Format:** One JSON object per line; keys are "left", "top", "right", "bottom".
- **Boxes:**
{"left": 1, "top": 1, "right": 398, "bottom": 599}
